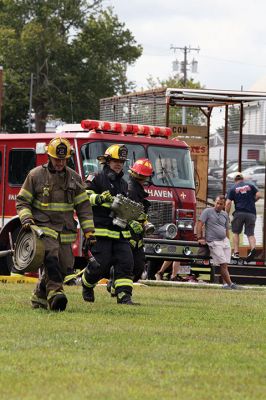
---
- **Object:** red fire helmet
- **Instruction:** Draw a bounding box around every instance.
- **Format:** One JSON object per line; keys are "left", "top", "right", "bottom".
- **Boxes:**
{"left": 130, "top": 158, "right": 153, "bottom": 177}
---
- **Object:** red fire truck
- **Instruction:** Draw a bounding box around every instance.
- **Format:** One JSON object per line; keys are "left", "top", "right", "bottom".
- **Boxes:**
{"left": 0, "top": 119, "right": 200, "bottom": 277}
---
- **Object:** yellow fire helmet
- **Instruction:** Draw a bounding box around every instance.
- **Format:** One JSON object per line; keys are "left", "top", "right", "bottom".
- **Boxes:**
{"left": 97, "top": 144, "right": 129, "bottom": 164}
{"left": 46, "top": 137, "right": 73, "bottom": 159}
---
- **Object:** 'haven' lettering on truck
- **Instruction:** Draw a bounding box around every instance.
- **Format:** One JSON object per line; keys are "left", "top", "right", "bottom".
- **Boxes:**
{"left": 147, "top": 189, "right": 173, "bottom": 198}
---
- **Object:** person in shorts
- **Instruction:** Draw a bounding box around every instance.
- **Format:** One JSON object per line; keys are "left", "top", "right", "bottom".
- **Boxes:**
{"left": 197, "top": 195, "right": 238, "bottom": 289}
{"left": 225, "top": 172, "right": 262, "bottom": 262}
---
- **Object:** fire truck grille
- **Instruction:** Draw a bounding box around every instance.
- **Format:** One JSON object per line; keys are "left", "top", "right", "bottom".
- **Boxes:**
{"left": 148, "top": 201, "right": 173, "bottom": 232}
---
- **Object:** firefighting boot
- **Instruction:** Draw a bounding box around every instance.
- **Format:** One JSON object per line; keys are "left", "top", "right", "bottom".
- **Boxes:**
{"left": 82, "top": 284, "right": 95, "bottom": 302}
{"left": 81, "top": 268, "right": 96, "bottom": 302}
{"left": 117, "top": 292, "right": 140, "bottom": 306}
{"left": 47, "top": 290, "right": 68, "bottom": 312}
{"left": 30, "top": 293, "right": 48, "bottom": 310}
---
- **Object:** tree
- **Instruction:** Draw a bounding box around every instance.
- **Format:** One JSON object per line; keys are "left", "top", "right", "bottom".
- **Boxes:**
{"left": 0, "top": 1, "right": 142, "bottom": 132}
{"left": 215, "top": 105, "right": 241, "bottom": 135}
{"left": 146, "top": 73, "right": 202, "bottom": 91}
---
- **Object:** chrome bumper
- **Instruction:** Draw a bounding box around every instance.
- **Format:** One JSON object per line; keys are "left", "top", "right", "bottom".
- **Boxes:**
{"left": 143, "top": 238, "right": 209, "bottom": 262}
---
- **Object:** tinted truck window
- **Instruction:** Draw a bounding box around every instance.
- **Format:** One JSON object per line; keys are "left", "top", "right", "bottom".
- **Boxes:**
{"left": 9, "top": 149, "right": 36, "bottom": 186}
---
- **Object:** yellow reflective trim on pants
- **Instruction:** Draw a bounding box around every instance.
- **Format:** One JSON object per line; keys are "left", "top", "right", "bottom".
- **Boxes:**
{"left": 60, "top": 233, "right": 77, "bottom": 244}
{"left": 114, "top": 278, "right": 133, "bottom": 288}
{"left": 38, "top": 227, "right": 77, "bottom": 243}
{"left": 47, "top": 289, "right": 65, "bottom": 301}
{"left": 82, "top": 274, "right": 96, "bottom": 288}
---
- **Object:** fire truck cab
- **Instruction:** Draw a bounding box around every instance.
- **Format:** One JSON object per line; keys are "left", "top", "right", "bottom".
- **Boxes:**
{"left": 0, "top": 119, "right": 199, "bottom": 276}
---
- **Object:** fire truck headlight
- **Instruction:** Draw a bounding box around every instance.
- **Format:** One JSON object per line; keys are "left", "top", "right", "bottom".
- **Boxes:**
{"left": 183, "top": 246, "right": 192, "bottom": 256}
{"left": 177, "top": 220, "right": 194, "bottom": 231}
{"left": 158, "top": 223, "right": 177, "bottom": 239}
{"left": 154, "top": 244, "right": 162, "bottom": 254}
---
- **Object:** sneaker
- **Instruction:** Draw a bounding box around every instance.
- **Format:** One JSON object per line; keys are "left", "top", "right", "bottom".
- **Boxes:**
{"left": 170, "top": 274, "right": 184, "bottom": 282}
{"left": 30, "top": 293, "right": 47, "bottom": 310}
{"left": 155, "top": 272, "right": 163, "bottom": 281}
{"left": 246, "top": 248, "right": 256, "bottom": 262}
{"left": 82, "top": 284, "right": 95, "bottom": 302}
{"left": 230, "top": 283, "right": 241, "bottom": 290}
{"left": 48, "top": 293, "right": 68, "bottom": 311}
{"left": 222, "top": 283, "right": 243, "bottom": 290}
{"left": 231, "top": 252, "right": 240, "bottom": 260}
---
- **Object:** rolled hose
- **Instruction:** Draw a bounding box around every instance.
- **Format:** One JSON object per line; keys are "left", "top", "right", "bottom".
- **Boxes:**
{"left": 13, "top": 226, "right": 45, "bottom": 273}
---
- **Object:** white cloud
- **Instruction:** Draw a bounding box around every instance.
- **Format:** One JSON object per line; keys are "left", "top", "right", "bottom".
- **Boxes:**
{"left": 105, "top": 0, "right": 266, "bottom": 91}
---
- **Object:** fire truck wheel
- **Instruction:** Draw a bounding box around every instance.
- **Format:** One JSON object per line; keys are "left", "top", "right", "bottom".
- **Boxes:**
{"left": 147, "top": 260, "right": 162, "bottom": 280}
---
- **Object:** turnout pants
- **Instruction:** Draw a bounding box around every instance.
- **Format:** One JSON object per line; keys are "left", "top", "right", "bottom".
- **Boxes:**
{"left": 132, "top": 246, "right": 146, "bottom": 282}
{"left": 34, "top": 236, "right": 74, "bottom": 299}
{"left": 83, "top": 236, "right": 134, "bottom": 296}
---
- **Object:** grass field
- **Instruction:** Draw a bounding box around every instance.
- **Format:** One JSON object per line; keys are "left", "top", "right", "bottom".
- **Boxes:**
{"left": 1, "top": 283, "right": 266, "bottom": 400}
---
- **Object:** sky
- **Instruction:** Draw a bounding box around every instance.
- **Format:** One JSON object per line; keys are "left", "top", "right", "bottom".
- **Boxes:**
{"left": 104, "top": 0, "right": 266, "bottom": 92}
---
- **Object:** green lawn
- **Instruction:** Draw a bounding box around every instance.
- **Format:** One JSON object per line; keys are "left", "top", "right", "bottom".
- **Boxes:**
{"left": 0, "top": 283, "right": 266, "bottom": 400}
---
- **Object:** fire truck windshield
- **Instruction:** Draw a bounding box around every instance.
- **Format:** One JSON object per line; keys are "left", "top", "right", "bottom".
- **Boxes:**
{"left": 147, "top": 146, "right": 195, "bottom": 189}
{"left": 81, "top": 142, "right": 194, "bottom": 189}
{"left": 81, "top": 142, "right": 145, "bottom": 179}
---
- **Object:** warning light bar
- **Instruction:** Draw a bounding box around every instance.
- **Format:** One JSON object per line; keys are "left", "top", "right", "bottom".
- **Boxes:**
{"left": 80, "top": 119, "right": 172, "bottom": 138}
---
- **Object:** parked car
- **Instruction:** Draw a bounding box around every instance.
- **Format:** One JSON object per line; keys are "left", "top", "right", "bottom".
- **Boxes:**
{"left": 227, "top": 165, "right": 266, "bottom": 188}
{"left": 207, "top": 175, "right": 223, "bottom": 200}
{"left": 213, "top": 160, "right": 261, "bottom": 179}
{"left": 208, "top": 161, "right": 236, "bottom": 177}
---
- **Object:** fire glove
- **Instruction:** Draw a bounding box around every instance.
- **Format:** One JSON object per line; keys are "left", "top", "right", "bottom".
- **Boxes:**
{"left": 129, "top": 220, "right": 143, "bottom": 234}
{"left": 83, "top": 233, "right": 97, "bottom": 257}
{"left": 22, "top": 218, "right": 35, "bottom": 231}
{"left": 96, "top": 190, "right": 113, "bottom": 205}
{"left": 86, "top": 252, "right": 100, "bottom": 274}
{"left": 138, "top": 212, "right": 148, "bottom": 222}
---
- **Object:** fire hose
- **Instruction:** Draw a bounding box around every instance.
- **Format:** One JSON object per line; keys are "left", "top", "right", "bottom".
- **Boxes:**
{"left": 13, "top": 226, "right": 45, "bottom": 273}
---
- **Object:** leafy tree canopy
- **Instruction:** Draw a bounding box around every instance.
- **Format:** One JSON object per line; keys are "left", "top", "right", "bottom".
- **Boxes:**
{"left": 0, "top": 0, "right": 142, "bottom": 132}
{"left": 146, "top": 73, "right": 202, "bottom": 91}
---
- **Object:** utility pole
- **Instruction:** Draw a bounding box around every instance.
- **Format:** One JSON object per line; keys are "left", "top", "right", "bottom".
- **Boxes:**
{"left": 170, "top": 45, "right": 200, "bottom": 85}
{"left": 170, "top": 45, "right": 200, "bottom": 124}
{"left": 28, "top": 73, "right": 34, "bottom": 133}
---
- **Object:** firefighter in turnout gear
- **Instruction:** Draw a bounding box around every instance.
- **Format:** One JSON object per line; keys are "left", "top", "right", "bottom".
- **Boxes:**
{"left": 128, "top": 159, "right": 153, "bottom": 281}
{"left": 82, "top": 144, "right": 136, "bottom": 305}
{"left": 16, "top": 137, "right": 95, "bottom": 312}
